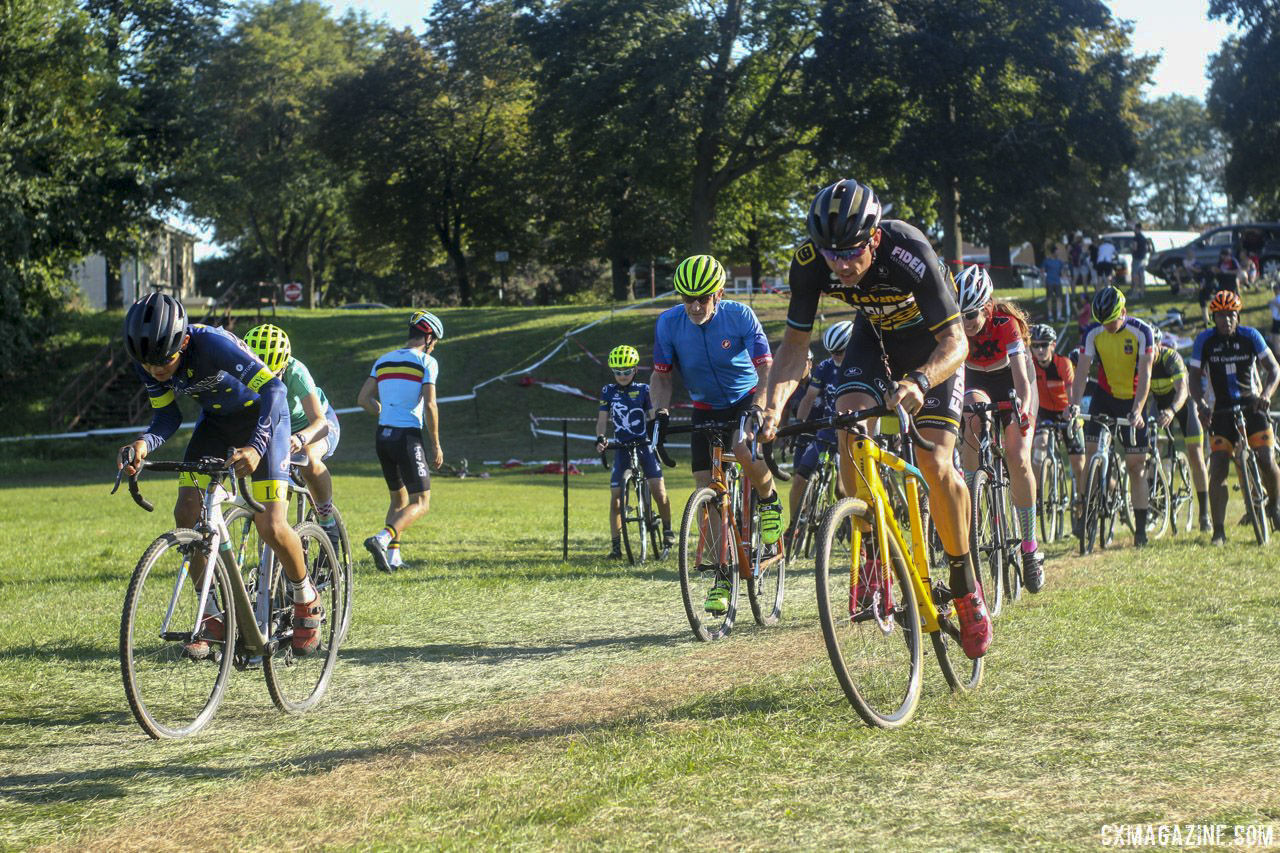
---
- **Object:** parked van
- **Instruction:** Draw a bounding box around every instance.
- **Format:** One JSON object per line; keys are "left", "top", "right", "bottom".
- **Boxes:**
{"left": 1099, "top": 230, "right": 1200, "bottom": 284}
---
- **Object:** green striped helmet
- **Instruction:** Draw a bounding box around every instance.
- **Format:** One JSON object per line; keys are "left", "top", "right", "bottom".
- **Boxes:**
{"left": 673, "top": 255, "right": 726, "bottom": 297}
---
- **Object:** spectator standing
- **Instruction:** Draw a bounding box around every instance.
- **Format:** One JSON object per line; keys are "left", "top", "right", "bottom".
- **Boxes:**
{"left": 1041, "top": 244, "right": 1067, "bottom": 322}
{"left": 1069, "top": 234, "right": 1089, "bottom": 291}
{"left": 1131, "top": 223, "right": 1148, "bottom": 298}
{"left": 1095, "top": 236, "right": 1117, "bottom": 286}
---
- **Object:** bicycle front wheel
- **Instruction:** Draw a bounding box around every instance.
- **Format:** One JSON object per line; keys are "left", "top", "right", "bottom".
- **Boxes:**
{"left": 1080, "top": 455, "right": 1105, "bottom": 555}
{"left": 1241, "top": 450, "right": 1271, "bottom": 545}
{"left": 815, "top": 498, "right": 922, "bottom": 728}
{"left": 1170, "top": 451, "right": 1193, "bottom": 534}
{"left": 678, "top": 488, "right": 739, "bottom": 641}
{"left": 968, "top": 469, "right": 1005, "bottom": 617}
{"left": 620, "top": 470, "right": 646, "bottom": 564}
{"left": 120, "top": 529, "right": 237, "bottom": 739}
{"left": 1147, "top": 451, "right": 1171, "bottom": 539}
{"left": 264, "top": 521, "right": 345, "bottom": 714}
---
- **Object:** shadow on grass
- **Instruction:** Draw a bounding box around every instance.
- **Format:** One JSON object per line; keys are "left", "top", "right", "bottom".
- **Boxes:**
{"left": 0, "top": 642, "right": 118, "bottom": 664}
{"left": 340, "top": 630, "right": 686, "bottom": 668}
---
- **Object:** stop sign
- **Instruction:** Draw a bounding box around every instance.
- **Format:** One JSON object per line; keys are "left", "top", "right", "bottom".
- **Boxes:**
{"left": 282, "top": 282, "right": 303, "bottom": 303}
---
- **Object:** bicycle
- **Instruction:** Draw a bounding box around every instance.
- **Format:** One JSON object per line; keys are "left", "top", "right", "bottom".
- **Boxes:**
{"left": 600, "top": 437, "right": 665, "bottom": 563}
{"left": 1035, "top": 417, "right": 1075, "bottom": 544}
{"left": 767, "top": 406, "right": 982, "bottom": 729}
{"left": 114, "top": 452, "right": 347, "bottom": 739}
{"left": 1077, "top": 414, "right": 1137, "bottom": 554}
{"left": 786, "top": 433, "right": 840, "bottom": 565}
{"left": 962, "top": 395, "right": 1023, "bottom": 616}
{"left": 1155, "top": 423, "right": 1195, "bottom": 535}
{"left": 1142, "top": 420, "right": 1173, "bottom": 540}
{"left": 1226, "top": 404, "right": 1271, "bottom": 545}
{"left": 224, "top": 461, "right": 354, "bottom": 645}
{"left": 661, "top": 414, "right": 786, "bottom": 640}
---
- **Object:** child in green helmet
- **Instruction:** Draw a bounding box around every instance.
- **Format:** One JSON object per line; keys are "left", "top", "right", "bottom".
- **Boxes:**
{"left": 594, "top": 344, "right": 674, "bottom": 559}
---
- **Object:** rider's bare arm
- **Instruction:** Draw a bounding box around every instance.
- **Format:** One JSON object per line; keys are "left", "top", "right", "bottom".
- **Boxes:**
{"left": 1188, "top": 364, "right": 1207, "bottom": 412}
{"left": 649, "top": 367, "right": 674, "bottom": 414}
{"left": 1259, "top": 349, "right": 1280, "bottom": 402}
{"left": 918, "top": 322, "right": 968, "bottom": 391}
{"left": 422, "top": 383, "right": 442, "bottom": 467}
{"left": 357, "top": 376, "right": 380, "bottom": 416}
{"left": 296, "top": 391, "right": 329, "bottom": 447}
{"left": 751, "top": 358, "right": 773, "bottom": 409}
{"left": 1011, "top": 350, "right": 1036, "bottom": 412}
{"left": 1131, "top": 348, "right": 1155, "bottom": 416}
{"left": 795, "top": 384, "right": 821, "bottom": 422}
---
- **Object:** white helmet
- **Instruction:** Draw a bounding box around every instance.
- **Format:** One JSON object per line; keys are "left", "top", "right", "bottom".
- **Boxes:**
{"left": 822, "top": 320, "right": 854, "bottom": 353}
{"left": 956, "top": 264, "right": 993, "bottom": 313}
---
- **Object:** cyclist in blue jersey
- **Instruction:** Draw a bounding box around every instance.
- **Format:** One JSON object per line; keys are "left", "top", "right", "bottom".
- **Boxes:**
{"left": 116, "top": 292, "right": 324, "bottom": 657}
{"left": 594, "top": 344, "right": 674, "bottom": 558}
{"left": 357, "top": 311, "right": 445, "bottom": 572}
{"left": 649, "top": 255, "right": 778, "bottom": 613}
{"left": 1188, "top": 290, "right": 1280, "bottom": 543}
{"left": 783, "top": 320, "right": 851, "bottom": 549}
{"left": 243, "top": 324, "right": 342, "bottom": 551}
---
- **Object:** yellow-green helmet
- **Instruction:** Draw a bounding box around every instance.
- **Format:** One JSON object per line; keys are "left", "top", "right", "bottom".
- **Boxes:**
{"left": 608, "top": 345, "right": 640, "bottom": 370}
{"left": 243, "top": 324, "right": 291, "bottom": 374}
{"left": 673, "top": 254, "right": 726, "bottom": 297}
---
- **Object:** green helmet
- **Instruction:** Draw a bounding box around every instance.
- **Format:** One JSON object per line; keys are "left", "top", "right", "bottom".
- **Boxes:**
{"left": 1091, "top": 286, "right": 1126, "bottom": 325}
{"left": 608, "top": 345, "right": 640, "bottom": 370}
{"left": 243, "top": 324, "right": 291, "bottom": 374}
{"left": 673, "top": 254, "right": 726, "bottom": 297}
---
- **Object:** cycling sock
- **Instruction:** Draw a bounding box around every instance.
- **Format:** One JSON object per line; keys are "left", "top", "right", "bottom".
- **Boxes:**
{"left": 1016, "top": 505, "right": 1037, "bottom": 544}
{"left": 374, "top": 526, "right": 395, "bottom": 547}
{"left": 761, "top": 491, "right": 779, "bottom": 504}
{"left": 290, "top": 577, "right": 317, "bottom": 604}
{"left": 1197, "top": 490, "right": 1209, "bottom": 516}
{"left": 1021, "top": 538, "right": 1038, "bottom": 554}
{"left": 388, "top": 540, "right": 402, "bottom": 567}
{"left": 946, "top": 553, "right": 977, "bottom": 596}
{"left": 315, "top": 501, "right": 335, "bottom": 524}
{"left": 1135, "top": 508, "right": 1148, "bottom": 532}
{"left": 611, "top": 535, "right": 621, "bottom": 553}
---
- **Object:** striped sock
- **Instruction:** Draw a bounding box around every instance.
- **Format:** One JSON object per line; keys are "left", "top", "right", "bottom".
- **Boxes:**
{"left": 1016, "top": 505, "right": 1037, "bottom": 550}
{"left": 375, "top": 526, "right": 395, "bottom": 547}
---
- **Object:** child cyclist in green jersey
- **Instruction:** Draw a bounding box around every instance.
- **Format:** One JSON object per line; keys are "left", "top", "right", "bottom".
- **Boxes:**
{"left": 243, "top": 324, "right": 342, "bottom": 550}
{"left": 594, "top": 345, "right": 675, "bottom": 558}
{"left": 357, "top": 311, "right": 444, "bottom": 572}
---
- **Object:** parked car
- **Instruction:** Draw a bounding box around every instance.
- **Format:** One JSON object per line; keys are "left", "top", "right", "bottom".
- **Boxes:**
{"left": 1098, "top": 230, "right": 1200, "bottom": 284}
{"left": 961, "top": 255, "right": 1042, "bottom": 289}
{"left": 1148, "top": 223, "right": 1280, "bottom": 284}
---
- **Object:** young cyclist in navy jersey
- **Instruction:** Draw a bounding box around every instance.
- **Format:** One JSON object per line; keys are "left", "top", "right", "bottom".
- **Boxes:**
{"left": 594, "top": 345, "right": 674, "bottom": 558}
{"left": 357, "top": 311, "right": 444, "bottom": 572}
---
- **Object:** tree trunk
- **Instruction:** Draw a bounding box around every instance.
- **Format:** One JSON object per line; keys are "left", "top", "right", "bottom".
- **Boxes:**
{"left": 747, "top": 223, "right": 763, "bottom": 293}
{"left": 447, "top": 243, "right": 471, "bottom": 306}
{"left": 689, "top": 180, "right": 717, "bottom": 255}
{"left": 610, "top": 255, "right": 633, "bottom": 302}
{"left": 105, "top": 253, "right": 123, "bottom": 309}
{"left": 938, "top": 173, "right": 963, "bottom": 276}
{"left": 305, "top": 246, "right": 318, "bottom": 309}
{"left": 988, "top": 224, "right": 1014, "bottom": 291}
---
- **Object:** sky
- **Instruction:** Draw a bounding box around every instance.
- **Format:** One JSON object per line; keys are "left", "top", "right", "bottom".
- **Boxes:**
{"left": 190, "top": 0, "right": 1243, "bottom": 258}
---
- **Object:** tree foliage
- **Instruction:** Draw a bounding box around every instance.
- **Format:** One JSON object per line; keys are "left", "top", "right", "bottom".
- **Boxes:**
{"left": 1130, "top": 96, "right": 1225, "bottom": 228}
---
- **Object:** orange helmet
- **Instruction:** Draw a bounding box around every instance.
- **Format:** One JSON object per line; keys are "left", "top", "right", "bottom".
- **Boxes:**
{"left": 1208, "top": 290, "right": 1242, "bottom": 313}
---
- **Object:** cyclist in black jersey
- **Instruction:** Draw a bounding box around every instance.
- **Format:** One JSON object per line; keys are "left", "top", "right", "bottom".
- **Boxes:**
{"left": 1148, "top": 339, "right": 1210, "bottom": 531}
{"left": 758, "top": 178, "right": 989, "bottom": 660}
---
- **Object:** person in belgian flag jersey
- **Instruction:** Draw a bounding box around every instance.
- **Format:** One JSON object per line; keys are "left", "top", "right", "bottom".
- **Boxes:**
{"left": 357, "top": 311, "right": 444, "bottom": 572}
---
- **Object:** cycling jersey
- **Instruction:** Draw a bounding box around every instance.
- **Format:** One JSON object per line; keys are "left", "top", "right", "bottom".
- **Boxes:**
{"left": 966, "top": 308, "right": 1025, "bottom": 373}
{"left": 280, "top": 357, "right": 331, "bottom": 434}
{"left": 785, "top": 219, "right": 959, "bottom": 335}
{"left": 370, "top": 347, "right": 439, "bottom": 429}
{"left": 136, "top": 323, "right": 285, "bottom": 458}
{"left": 600, "top": 382, "right": 651, "bottom": 443}
{"left": 1034, "top": 354, "right": 1074, "bottom": 413}
{"left": 1149, "top": 347, "right": 1186, "bottom": 398}
{"left": 652, "top": 299, "right": 771, "bottom": 409}
{"left": 808, "top": 357, "right": 841, "bottom": 419}
{"left": 1189, "top": 325, "right": 1269, "bottom": 409}
{"left": 1082, "top": 317, "right": 1155, "bottom": 400}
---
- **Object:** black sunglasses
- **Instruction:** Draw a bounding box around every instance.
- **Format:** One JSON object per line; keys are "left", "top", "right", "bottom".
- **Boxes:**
{"left": 962, "top": 309, "right": 982, "bottom": 322}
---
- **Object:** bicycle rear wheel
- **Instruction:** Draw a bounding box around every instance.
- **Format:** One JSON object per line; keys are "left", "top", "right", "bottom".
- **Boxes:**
{"left": 815, "top": 498, "right": 922, "bottom": 728}
{"left": 620, "top": 470, "right": 646, "bottom": 564}
{"left": 999, "top": 475, "right": 1022, "bottom": 604}
{"left": 1038, "top": 453, "right": 1064, "bottom": 543}
{"left": 968, "top": 469, "right": 1005, "bottom": 617}
{"left": 641, "top": 480, "right": 665, "bottom": 558}
{"left": 120, "top": 529, "right": 237, "bottom": 739}
{"left": 678, "top": 487, "right": 739, "bottom": 641}
{"left": 294, "top": 503, "right": 354, "bottom": 644}
{"left": 264, "top": 522, "right": 345, "bottom": 713}
{"left": 1241, "top": 450, "right": 1271, "bottom": 545}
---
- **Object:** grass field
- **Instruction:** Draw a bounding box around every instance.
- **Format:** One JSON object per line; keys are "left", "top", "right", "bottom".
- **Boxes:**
{"left": 2, "top": 285, "right": 1280, "bottom": 849}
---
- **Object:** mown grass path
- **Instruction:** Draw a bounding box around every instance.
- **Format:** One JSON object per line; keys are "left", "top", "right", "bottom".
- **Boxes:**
{"left": 3, "top": 461, "right": 1279, "bottom": 850}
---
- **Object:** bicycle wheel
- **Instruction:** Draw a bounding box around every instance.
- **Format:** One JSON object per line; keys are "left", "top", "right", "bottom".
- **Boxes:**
{"left": 620, "top": 470, "right": 646, "bottom": 564}
{"left": 1055, "top": 452, "right": 1074, "bottom": 540}
{"left": 263, "top": 522, "right": 345, "bottom": 713}
{"left": 1080, "top": 455, "right": 1106, "bottom": 555}
{"left": 968, "top": 469, "right": 1005, "bottom": 618}
{"left": 747, "top": 490, "right": 786, "bottom": 627}
{"left": 641, "top": 480, "right": 664, "bottom": 559}
{"left": 1036, "top": 458, "right": 1053, "bottom": 544}
{"left": 297, "top": 504, "right": 354, "bottom": 644}
{"left": 815, "top": 498, "right": 922, "bottom": 728}
{"left": 787, "top": 469, "right": 823, "bottom": 569}
{"left": 1146, "top": 451, "right": 1172, "bottom": 539}
{"left": 1241, "top": 450, "right": 1271, "bottom": 545}
{"left": 678, "top": 487, "right": 739, "bottom": 641}
{"left": 999, "top": 473, "right": 1022, "bottom": 604}
{"left": 1170, "top": 450, "right": 1193, "bottom": 534}
{"left": 120, "top": 529, "right": 237, "bottom": 739}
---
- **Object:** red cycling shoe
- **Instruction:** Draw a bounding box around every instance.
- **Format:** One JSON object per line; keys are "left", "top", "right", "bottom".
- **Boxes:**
{"left": 953, "top": 591, "right": 992, "bottom": 659}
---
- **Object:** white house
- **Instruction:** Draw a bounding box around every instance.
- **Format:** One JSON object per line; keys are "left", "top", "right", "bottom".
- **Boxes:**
{"left": 71, "top": 221, "right": 197, "bottom": 309}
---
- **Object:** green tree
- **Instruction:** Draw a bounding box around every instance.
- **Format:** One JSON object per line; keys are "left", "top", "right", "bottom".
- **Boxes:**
{"left": 325, "top": 1, "right": 532, "bottom": 305}
{"left": 1130, "top": 95, "right": 1225, "bottom": 228}
{"left": 186, "top": 0, "right": 378, "bottom": 307}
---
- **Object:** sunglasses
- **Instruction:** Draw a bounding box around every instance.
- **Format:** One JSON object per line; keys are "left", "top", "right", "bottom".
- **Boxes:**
{"left": 681, "top": 293, "right": 715, "bottom": 305}
{"left": 962, "top": 309, "right": 983, "bottom": 322}
{"left": 1031, "top": 342, "right": 1052, "bottom": 349}
{"left": 612, "top": 368, "right": 636, "bottom": 376}
{"left": 819, "top": 243, "right": 871, "bottom": 262}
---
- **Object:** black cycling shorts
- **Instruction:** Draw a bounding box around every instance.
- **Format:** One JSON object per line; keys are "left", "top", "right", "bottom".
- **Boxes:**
{"left": 1151, "top": 392, "right": 1202, "bottom": 447}
{"left": 690, "top": 394, "right": 756, "bottom": 474}
{"left": 835, "top": 315, "right": 965, "bottom": 435}
{"left": 181, "top": 407, "right": 291, "bottom": 503}
{"left": 375, "top": 425, "right": 430, "bottom": 493}
{"left": 1085, "top": 390, "right": 1148, "bottom": 452}
{"left": 1209, "top": 405, "right": 1273, "bottom": 452}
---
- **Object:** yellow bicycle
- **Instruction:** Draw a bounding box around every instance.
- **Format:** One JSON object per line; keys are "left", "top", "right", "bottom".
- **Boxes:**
{"left": 769, "top": 405, "right": 982, "bottom": 728}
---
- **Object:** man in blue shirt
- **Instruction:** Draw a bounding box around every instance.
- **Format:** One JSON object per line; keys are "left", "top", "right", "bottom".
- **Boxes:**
{"left": 1188, "top": 290, "right": 1280, "bottom": 543}
{"left": 116, "top": 292, "right": 325, "bottom": 657}
{"left": 1041, "top": 244, "right": 1067, "bottom": 323}
{"left": 357, "top": 311, "right": 444, "bottom": 572}
{"left": 649, "top": 255, "right": 778, "bottom": 613}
